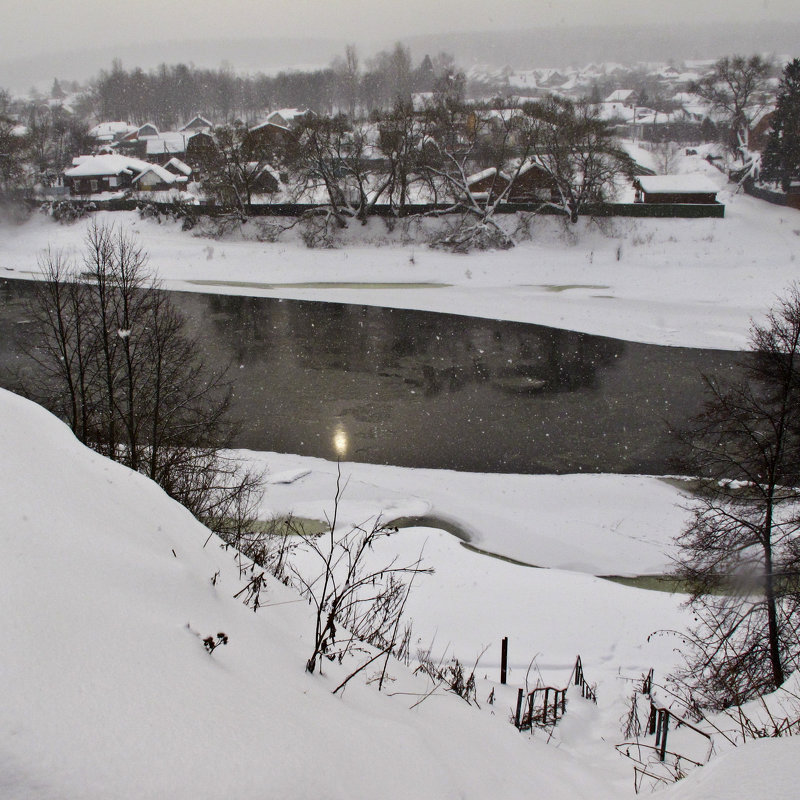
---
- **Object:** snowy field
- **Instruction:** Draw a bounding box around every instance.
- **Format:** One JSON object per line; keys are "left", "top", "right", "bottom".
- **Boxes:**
{"left": 2, "top": 151, "right": 800, "bottom": 797}
{"left": 1, "top": 152, "right": 799, "bottom": 351}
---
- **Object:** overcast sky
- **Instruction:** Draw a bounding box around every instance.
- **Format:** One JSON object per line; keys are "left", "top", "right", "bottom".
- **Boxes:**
{"left": 1, "top": 0, "right": 798, "bottom": 63}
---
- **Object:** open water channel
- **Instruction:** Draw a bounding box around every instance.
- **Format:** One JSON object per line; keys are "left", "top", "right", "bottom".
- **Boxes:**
{"left": 0, "top": 278, "right": 744, "bottom": 474}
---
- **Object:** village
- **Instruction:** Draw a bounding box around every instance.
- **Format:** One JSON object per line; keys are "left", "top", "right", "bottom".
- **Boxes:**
{"left": 2, "top": 51, "right": 794, "bottom": 238}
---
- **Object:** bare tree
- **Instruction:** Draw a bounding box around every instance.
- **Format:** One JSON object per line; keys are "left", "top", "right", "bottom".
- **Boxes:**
{"left": 521, "top": 95, "right": 635, "bottom": 223}
{"left": 332, "top": 44, "right": 360, "bottom": 119}
{"left": 671, "top": 286, "right": 800, "bottom": 709}
{"left": 289, "top": 464, "right": 430, "bottom": 675}
{"left": 25, "top": 221, "right": 263, "bottom": 530}
{"left": 198, "top": 121, "right": 283, "bottom": 214}
{"left": 691, "top": 55, "right": 772, "bottom": 160}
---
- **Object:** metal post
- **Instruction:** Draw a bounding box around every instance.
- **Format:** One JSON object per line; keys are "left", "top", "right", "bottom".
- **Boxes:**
{"left": 528, "top": 692, "right": 535, "bottom": 727}
{"left": 655, "top": 709, "right": 663, "bottom": 748}
{"left": 514, "top": 688, "right": 524, "bottom": 729}
{"left": 500, "top": 637, "right": 508, "bottom": 685}
{"left": 659, "top": 711, "right": 669, "bottom": 762}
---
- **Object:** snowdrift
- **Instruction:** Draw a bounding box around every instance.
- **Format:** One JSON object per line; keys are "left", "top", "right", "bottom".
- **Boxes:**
{"left": 0, "top": 388, "right": 607, "bottom": 800}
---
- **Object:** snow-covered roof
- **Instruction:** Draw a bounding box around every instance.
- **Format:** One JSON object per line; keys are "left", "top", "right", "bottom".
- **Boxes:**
{"left": 88, "top": 121, "right": 137, "bottom": 141}
{"left": 634, "top": 175, "right": 718, "bottom": 194}
{"left": 249, "top": 119, "right": 291, "bottom": 134}
{"left": 65, "top": 154, "right": 175, "bottom": 184}
{"left": 604, "top": 89, "right": 635, "bottom": 104}
{"left": 467, "top": 167, "right": 500, "bottom": 186}
{"left": 136, "top": 123, "right": 160, "bottom": 139}
{"left": 132, "top": 165, "right": 178, "bottom": 185}
{"left": 165, "top": 157, "right": 192, "bottom": 176}
{"left": 179, "top": 115, "right": 213, "bottom": 132}
{"left": 146, "top": 133, "right": 191, "bottom": 156}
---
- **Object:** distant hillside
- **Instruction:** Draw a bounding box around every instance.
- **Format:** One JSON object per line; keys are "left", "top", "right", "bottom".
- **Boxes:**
{"left": 401, "top": 22, "right": 800, "bottom": 69}
{"left": 1, "top": 21, "right": 797, "bottom": 93}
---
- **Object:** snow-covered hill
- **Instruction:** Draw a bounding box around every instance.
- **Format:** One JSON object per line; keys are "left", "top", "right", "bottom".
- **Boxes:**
{"left": 2, "top": 388, "right": 798, "bottom": 797}
{"left": 0, "top": 387, "right": 622, "bottom": 799}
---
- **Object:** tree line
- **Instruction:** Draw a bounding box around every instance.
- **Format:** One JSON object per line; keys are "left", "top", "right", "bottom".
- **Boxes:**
{"left": 90, "top": 45, "right": 460, "bottom": 128}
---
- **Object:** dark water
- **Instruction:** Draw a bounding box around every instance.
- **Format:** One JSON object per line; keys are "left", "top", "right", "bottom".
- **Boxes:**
{"left": 0, "top": 278, "right": 743, "bottom": 474}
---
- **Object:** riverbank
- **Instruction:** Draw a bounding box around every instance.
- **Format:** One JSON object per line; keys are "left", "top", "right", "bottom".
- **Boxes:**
{"left": 1, "top": 152, "right": 797, "bottom": 350}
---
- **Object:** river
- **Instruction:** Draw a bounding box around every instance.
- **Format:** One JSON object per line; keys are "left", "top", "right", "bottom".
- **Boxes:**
{"left": 0, "top": 278, "right": 743, "bottom": 474}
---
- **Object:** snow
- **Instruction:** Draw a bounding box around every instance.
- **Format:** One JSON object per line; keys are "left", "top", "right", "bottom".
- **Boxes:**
{"left": 635, "top": 174, "right": 720, "bottom": 195}
{"left": 259, "top": 454, "right": 686, "bottom": 576}
{"left": 2, "top": 145, "right": 799, "bottom": 797}
{"left": 65, "top": 154, "right": 175, "bottom": 184}
{"left": 663, "top": 737, "right": 799, "bottom": 800}
{"left": 2, "top": 150, "right": 799, "bottom": 351}
{"left": 0, "top": 387, "right": 666, "bottom": 799}
{"left": 146, "top": 132, "right": 192, "bottom": 156}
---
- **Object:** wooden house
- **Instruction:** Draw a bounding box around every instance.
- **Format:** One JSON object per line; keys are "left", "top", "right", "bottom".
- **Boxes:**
{"left": 64, "top": 155, "right": 177, "bottom": 195}
{"left": 179, "top": 115, "right": 214, "bottom": 134}
{"left": 468, "top": 162, "right": 558, "bottom": 203}
{"left": 164, "top": 157, "right": 192, "bottom": 179}
{"left": 184, "top": 132, "right": 217, "bottom": 171}
{"left": 633, "top": 175, "right": 720, "bottom": 204}
{"left": 145, "top": 133, "right": 194, "bottom": 164}
{"left": 506, "top": 162, "right": 558, "bottom": 202}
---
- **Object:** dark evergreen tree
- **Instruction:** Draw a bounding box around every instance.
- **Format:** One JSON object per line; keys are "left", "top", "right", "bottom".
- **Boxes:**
{"left": 761, "top": 59, "right": 800, "bottom": 192}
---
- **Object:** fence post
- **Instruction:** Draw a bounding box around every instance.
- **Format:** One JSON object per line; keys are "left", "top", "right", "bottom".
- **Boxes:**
{"left": 655, "top": 709, "right": 663, "bottom": 748}
{"left": 575, "top": 656, "right": 583, "bottom": 686}
{"left": 643, "top": 668, "right": 653, "bottom": 695}
{"left": 544, "top": 688, "right": 550, "bottom": 723}
{"left": 515, "top": 688, "right": 524, "bottom": 729}
{"left": 561, "top": 689, "right": 566, "bottom": 714}
{"left": 648, "top": 702, "right": 657, "bottom": 735}
{"left": 501, "top": 637, "right": 508, "bottom": 685}
{"left": 553, "top": 690, "right": 560, "bottom": 721}
{"left": 659, "top": 711, "right": 669, "bottom": 762}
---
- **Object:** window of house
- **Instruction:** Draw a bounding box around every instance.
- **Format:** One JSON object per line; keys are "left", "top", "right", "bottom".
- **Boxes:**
{"left": 109, "top": 176, "right": 118, "bottom": 187}
{"left": 90, "top": 180, "right": 98, "bottom": 192}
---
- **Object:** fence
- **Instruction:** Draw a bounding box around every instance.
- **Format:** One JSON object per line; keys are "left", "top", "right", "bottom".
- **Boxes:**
{"left": 742, "top": 179, "right": 800, "bottom": 210}
{"left": 514, "top": 655, "right": 596, "bottom": 732}
{"left": 29, "top": 196, "right": 726, "bottom": 219}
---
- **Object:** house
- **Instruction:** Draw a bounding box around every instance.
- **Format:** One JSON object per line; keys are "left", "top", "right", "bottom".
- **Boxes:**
{"left": 163, "top": 157, "right": 192, "bottom": 179}
{"left": 506, "top": 162, "right": 559, "bottom": 202}
{"left": 179, "top": 115, "right": 214, "bottom": 134}
{"left": 633, "top": 174, "right": 720, "bottom": 204}
{"left": 184, "top": 132, "right": 217, "bottom": 171}
{"left": 134, "top": 122, "right": 160, "bottom": 139}
{"left": 263, "top": 108, "right": 314, "bottom": 129}
{"left": 467, "top": 162, "right": 558, "bottom": 203}
{"left": 246, "top": 120, "right": 293, "bottom": 155}
{"left": 604, "top": 89, "right": 638, "bottom": 106}
{"left": 88, "top": 121, "right": 138, "bottom": 144}
{"left": 145, "top": 132, "right": 192, "bottom": 163}
{"left": 467, "top": 167, "right": 507, "bottom": 200}
{"left": 64, "top": 154, "right": 177, "bottom": 195}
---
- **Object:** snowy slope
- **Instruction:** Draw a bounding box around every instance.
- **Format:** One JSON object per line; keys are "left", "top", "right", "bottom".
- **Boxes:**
{"left": 1, "top": 387, "right": 622, "bottom": 800}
